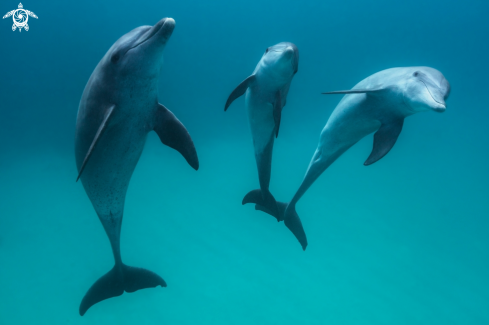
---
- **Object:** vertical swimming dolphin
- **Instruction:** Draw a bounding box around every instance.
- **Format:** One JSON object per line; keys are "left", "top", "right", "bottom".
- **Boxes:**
{"left": 224, "top": 42, "right": 300, "bottom": 245}
{"left": 257, "top": 67, "right": 450, "bottom": 250}
{"left": 75, "top": 18, "right": 199, "bottom": 315}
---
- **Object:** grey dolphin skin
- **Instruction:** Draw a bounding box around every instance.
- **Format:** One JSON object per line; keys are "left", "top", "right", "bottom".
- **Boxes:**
{"left": 257, "top": 67, "right": 450, "bottom": 250}
{"left": 75, "top": 18, "right": 199, "bottom": 316}
{"left": 224, "top": 42, "right": 301, "bottom": 246}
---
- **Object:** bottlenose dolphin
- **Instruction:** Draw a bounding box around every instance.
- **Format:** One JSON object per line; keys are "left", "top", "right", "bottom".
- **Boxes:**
{"left": 257, "top": 67, "right": 450, "bottom": 250}
{"left": 224, "top": 42, "right": 300, "bottom": 244}
{"left": 75, "top": 18, "right": 199, "bottom": 315}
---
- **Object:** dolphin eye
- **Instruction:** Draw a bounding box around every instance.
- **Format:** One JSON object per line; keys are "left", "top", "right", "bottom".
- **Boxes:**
{"left": 265, "top": 48, "right": 269, "bottom": 53}
{"left": 413, "top": 71, "right": 419, "bottom": 77}
{"left": 111, "top": 54, "right": 120, "bottom": 63}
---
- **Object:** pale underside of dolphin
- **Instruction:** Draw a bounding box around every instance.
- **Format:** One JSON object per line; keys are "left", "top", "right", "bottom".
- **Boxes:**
{"left": 75, "top": 18, "right": 199, "bottom": 316}
{"left": 257, "top": 66, "right": 450, "bottom": 250}
{"left": 224, "top": 42, "right": 304, "bottom": 248}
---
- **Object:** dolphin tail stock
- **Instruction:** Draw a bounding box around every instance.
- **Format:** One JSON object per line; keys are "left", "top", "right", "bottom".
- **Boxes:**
{"left": 224, "top": 75, "right": 256, "bottom": 111}
{"left": 154, "top": 103, "right": 199, "bottom": 170}
{"left": 79, "top": 263, "right": 166, "bottom": 316}
{"left": 255, "top": 202, "right": 308, "bottom": 251}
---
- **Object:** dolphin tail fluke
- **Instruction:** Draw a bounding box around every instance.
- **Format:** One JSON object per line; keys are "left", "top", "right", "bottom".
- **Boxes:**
{"left": 254, "top": 200, "right": 287, "bottom": 221}
{"left": 79, "top": 266, "right": 124, "bottom": 316}
{"left": 79, "top": 264, "right": 166, "bottom": 316}
{"left": 284, "top": 206, "right": 308, "bottom": 251}
{"left": 255, "top": 202, "right": 308, "bottom": 250}
{"left": 242, "top": 189, "right": 282, "bottom": 221}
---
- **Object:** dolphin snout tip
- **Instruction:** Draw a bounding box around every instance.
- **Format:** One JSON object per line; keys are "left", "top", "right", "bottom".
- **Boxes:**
{"left": 157, "top": 17, "right": 175, "bottom": 38}
{"left": 163, "top": 17, "right": 175, "bottom": 28}
{"left": 432, "top": 104, "right": 446, "bottom": 113}
{"left": 284, "top": 47, "right": 294, "bottom": 57}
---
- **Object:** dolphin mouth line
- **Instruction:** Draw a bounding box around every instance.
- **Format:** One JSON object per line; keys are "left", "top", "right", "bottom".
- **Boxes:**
{"left": 420, "top": 79, "right": 445, "bottom": 107}
{"left": 126, "top": 22, "right": 165, "bottom": 53}
{"left": 126, "top": 31, "right": 156, "bottom": 53}
{"left": 128, "top": 36, "right": 152, "bottom": 52}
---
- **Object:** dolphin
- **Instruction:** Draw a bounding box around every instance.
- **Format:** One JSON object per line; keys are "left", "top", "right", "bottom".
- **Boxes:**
{"left": 256, "top": 67, "right": 450, "bottom": 250}
{"left": 75, "top": 17, "right": 199, "bottom": 316}
{"left": 224, "top": 42, "right": 300, "bottom": 245}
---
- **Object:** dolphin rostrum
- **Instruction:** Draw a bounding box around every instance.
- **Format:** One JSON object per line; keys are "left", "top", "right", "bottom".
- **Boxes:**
{"left": 224, "top": 42, "right": 300, "bottom": 246}
{"left": 257, "top": 67, "right": 450, "bottom": 250}
{"left": 75, "top": 17, "right": 199, "bottom": 315}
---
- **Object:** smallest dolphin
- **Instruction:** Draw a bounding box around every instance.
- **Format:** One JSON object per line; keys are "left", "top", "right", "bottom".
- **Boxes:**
{"left": 257, "top": 67, "right": 451, "bottom": 250}
{"left": 225, "top": 42, "right": 301, "bottom": 245}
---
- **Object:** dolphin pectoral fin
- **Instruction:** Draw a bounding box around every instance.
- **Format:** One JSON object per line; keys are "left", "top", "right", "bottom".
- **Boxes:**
{"left": 154, "top": 104, "right": 199, "bottom": 170}
{"left": 224, "top": 75, "right": 255, "bottom": 111}
{"left": 79, "top": 264, "right": 166, "bottom": 316}
{"left": 364, "top": 118, "right": 404, "bottom": 166}
{"left": 76, "top": 105, "right": 116, "bottom": 182}
{"left": 273, "top": 91, "right": 282, "bottom": 138}
{"left": 322, "top": 89, "right": 384, "bottom": 95}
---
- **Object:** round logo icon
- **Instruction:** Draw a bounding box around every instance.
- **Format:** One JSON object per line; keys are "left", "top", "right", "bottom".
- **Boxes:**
{"left": 13, "top": 9, "right": 28, "bottom": 28}
{"left": 2, "top": 3, "right": 38, "bottom": 32}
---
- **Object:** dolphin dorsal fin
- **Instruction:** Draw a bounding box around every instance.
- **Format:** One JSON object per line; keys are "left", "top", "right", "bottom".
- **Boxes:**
{"left": 364, "top": 118, "right": 404, "bottom": 166}
{"left": 224, "top": 75, "right": 256, "bottom": 111}
{"left": 76, "top": 105, "right": 116, "bottom": 182}
{"left": 154, "top": 104, "right": 199, "bottom": 170}
{"left": 322, "top": 88, "right": 384, "bottom": 95}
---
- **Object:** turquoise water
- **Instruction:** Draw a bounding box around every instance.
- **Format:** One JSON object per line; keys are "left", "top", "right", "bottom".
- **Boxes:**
{"left": 1, "top": 0, "right": 488, "bottom": 323}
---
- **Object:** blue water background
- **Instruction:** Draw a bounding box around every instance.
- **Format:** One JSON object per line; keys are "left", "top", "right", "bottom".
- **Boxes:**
{"left": 0, "top": 0, "right": 488, "bottom": 323}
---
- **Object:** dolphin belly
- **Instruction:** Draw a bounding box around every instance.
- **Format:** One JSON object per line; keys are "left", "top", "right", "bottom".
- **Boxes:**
{"left": 246, "top": 89, "right": 274, "bottom": 152}
{"left": 76, "top": 121, "right": 148, "bottom": 214}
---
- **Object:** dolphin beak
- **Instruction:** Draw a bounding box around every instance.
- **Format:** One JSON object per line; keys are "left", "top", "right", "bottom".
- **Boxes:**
{"left": 420, "top": 79, "right": 447, "bottom": 113}
{"left": 282, "top": 45, "right": 298, "bottom": 72}
{"left": 432, "top": 102, "right": 446, "bottom": 113}
{"left": 156, "top": 17, "right": 175, "bottom": 41}
{"left": 429, "top": 90, "right": 446, "bottom": 113}
{"left": 283, "top": 46, "right": 294, "bottom": 58}
{"left": 132, "top": 18, "right": 175, "bottom": 48}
